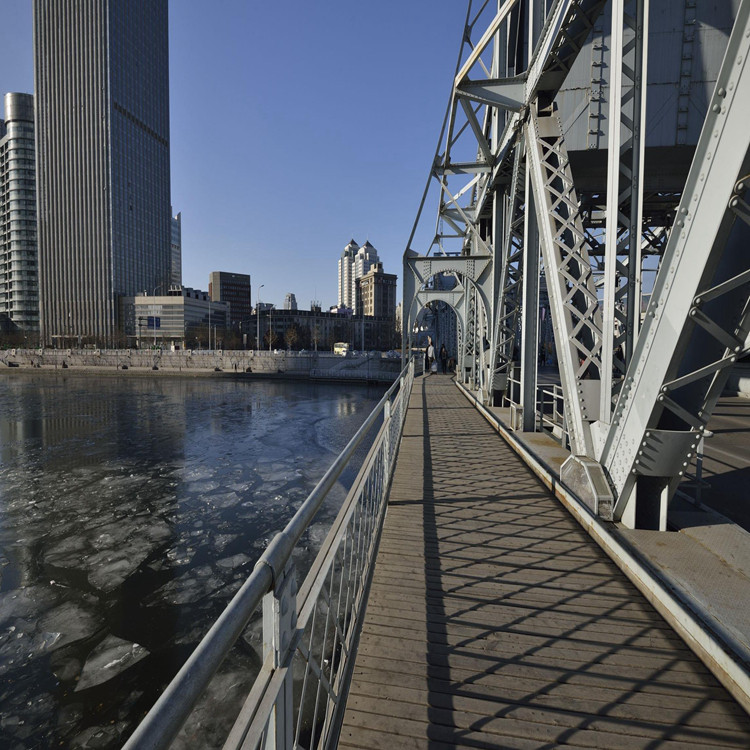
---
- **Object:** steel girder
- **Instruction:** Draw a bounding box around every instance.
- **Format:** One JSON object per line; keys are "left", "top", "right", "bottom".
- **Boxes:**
{"left": 526, "top": 107, "right": 602, "bottom": 456}
{"left": 600, "top": 2, "right": 750, "bottom": 528}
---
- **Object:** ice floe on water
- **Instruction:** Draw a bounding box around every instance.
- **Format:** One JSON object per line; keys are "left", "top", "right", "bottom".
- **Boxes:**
{"left": 75, "top": 636, "right": 149, "bottom": 692}
{"left": 0, "top": 375, "right": 385, "bottom": 747}
{"left": 0, "top": 589, "right": 102, "bottom": 678}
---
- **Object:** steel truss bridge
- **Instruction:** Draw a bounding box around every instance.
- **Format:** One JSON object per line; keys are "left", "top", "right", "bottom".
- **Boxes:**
{"left": 403, "top": 0, "right": 750, "bottom": 531}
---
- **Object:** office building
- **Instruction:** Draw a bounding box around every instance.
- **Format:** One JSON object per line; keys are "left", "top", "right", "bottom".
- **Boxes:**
{"left": 284, "top": 293, "right": 297, "bottom": 311}
{"left": 120, "top": 286, "right": 228, "bottom": 349}
{"left": 356, "top": 262, "right": 396, "bottom": 318}
{"left": 355, "top": 263, "right": 398, "bottom": 349}
{"left": 171, "top": 211, "right": 182, "bottom": 287}
{"left": 0, "top": 93, "right": 38, "bottom": 334}
{"left": 34, "top": 0, "right": 172, "bottom": 346}
{"left": 209, "top": 271, "right": 251, "bottom": 330}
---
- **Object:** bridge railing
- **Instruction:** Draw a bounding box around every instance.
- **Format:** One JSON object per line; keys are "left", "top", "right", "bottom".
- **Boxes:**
{"left": 123, "top": 358, "right": 416, "bottom": 750}
{"left": 505, "top": 374, "right": 570, "bottom": 447}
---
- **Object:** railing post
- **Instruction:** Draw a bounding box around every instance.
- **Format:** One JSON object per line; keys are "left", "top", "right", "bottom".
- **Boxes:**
{"left": 538, "top": 387, "right": 544, "bottom": 432}
{"left": 383, "top": 400, "right": 392, "bottom": 477}
{"left": 262, "top": 561, "right": 297, "bottom": 750}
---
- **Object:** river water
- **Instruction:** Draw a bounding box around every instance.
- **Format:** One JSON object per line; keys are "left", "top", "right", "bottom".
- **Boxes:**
{"left": 0, "top": 372, "right": 386, "bottom": 748}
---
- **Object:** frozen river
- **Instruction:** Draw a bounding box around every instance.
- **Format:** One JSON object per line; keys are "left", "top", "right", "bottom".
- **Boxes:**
{"left": 0, "top": 372, "right": 386, "bottom": 748}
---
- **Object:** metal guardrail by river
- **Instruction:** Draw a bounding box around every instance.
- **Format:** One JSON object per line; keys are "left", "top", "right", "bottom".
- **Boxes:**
{"left": 123, "top": 357, "right": 416, "bottom": 750}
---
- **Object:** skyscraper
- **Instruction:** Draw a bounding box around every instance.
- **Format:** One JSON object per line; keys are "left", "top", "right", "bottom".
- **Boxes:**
{"left": 337, "top": 239, "right": 381, "bottom": 313}
{"left": 171, "top": 211, "right": 182, "bottom": 288}
{"left": 283, "top": 293, "right": 297, "bottom": 311}
{"left": 353, "top": 241, "right": 380, "bottom": 287}
{"left": 209, "top": 271, "right": 251, "bottom": 331}
{"left": 337, "top": 239, "right": 359, "bottom": 309}
{"left": 0, "top": 93, "right": 38, "bottom": 334}
{"left": 33, "top": 0, "right": 171, "bottom": 346}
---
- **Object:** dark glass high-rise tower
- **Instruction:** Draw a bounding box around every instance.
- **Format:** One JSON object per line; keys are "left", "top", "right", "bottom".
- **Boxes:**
{"left": 33, "top": 0, "right": 171, "bottom": 346}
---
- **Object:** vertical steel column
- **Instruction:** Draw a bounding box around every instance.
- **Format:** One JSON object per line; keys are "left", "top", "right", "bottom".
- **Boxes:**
{"left": 601, "top": 0, "right": 649, "bottom": 423}
{"left": 521, "top": 171, "right": 540, "bottom": 431}
{"left": 402, "top": 255, "right": 418, "bottom": 361}
{"left": 490, "top": 138, "right": 526, "bottom": 399}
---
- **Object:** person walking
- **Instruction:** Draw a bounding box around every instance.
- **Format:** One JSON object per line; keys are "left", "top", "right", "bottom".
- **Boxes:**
{"left": 439, "top": 344, "right": 448, "bottom": 374}
{"left": 427, "top": 340, "right": 435, "bottom": 374}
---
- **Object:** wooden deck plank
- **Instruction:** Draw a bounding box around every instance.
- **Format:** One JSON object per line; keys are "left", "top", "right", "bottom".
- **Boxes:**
{"left": 339, "top": 377, "right": 750, "bottom": 748}
{"left": 349, "top": 661, "right": 749, "bottom": 722}
{"left": 346, "top": 680, "right": 750, "bottom": 745}
{"left": 351, "top": 651, "right": 739, "bottom": 704}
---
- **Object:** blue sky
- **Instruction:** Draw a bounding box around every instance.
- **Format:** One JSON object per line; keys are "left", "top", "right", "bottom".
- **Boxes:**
{"left": 0, "top": 0, "right": 467, "bottom": 309}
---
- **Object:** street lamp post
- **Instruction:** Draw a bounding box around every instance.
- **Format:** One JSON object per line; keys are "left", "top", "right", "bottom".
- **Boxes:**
{"left": 256, "top": 284, "right": 264, "bottom": 351}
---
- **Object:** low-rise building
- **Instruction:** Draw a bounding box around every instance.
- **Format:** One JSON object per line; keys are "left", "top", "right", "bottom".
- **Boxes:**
{"left": 247, "top": 305, "right": 396, "bottom": 351}
{"left": 120, "top": 286, "right": 228, "bottom": 349}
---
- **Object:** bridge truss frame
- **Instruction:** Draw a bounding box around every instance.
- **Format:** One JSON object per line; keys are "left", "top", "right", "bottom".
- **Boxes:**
{"left": 403, "top": 0, "right": 750, "bottom": 529}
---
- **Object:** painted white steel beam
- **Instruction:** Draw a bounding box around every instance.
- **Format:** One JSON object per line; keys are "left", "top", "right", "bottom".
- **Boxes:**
{"left": 600, "top": 0, "right": 649, "bottom": 425}
{"left": 490, "top": 137, "right": 526, "bottom": 395}
{"left": 456, "top": 78, "right": 526, "bottom": 112}
{"left": 526, "top": 107, "right": 602, "bottom": 457}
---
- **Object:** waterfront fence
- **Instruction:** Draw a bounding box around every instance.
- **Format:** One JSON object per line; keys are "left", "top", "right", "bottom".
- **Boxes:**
{"left": 123, "top": 357, "right": 416, "bottom": 750}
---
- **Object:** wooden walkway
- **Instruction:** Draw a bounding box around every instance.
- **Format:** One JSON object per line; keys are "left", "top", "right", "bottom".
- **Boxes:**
{"left": 339, "top": 376, "right": 750, "bottom": 749}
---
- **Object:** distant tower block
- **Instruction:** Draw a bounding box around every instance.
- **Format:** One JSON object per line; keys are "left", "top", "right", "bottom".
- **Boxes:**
{"left": 171, "top": 211, "right": 182, "bottom": 287}
{"left": 284, "top": 293, "right": 298, "bottom": 311}
{"left": 209, "top": 271, "right": 251, "bottom": 331}
{"left": 0, "top": 93, "right": 38, "bottom": 333}
{"left": 338, "top": 239, "right": 359, "bottom": 309}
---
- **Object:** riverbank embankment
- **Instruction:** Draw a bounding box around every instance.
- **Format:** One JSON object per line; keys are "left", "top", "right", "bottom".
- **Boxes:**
{"left": 0, "top": 348, "right": 402, "bottom": 383}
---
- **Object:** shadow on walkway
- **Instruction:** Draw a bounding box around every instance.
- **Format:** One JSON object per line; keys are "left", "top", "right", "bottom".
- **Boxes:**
{"left": 339, "top": 376, "right": 750, "bottom": 748}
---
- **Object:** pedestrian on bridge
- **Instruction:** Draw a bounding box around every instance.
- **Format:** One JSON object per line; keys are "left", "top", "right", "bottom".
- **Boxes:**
{"left": 439, "top": 344, "right": 448, "bottom": 374}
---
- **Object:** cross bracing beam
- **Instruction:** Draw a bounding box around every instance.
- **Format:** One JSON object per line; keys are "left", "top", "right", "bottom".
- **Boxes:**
{"left": 600, "top": 0, "right": 750, "bottom": 528}
{"left": 526, "top": 106, "right": 602, "bottom": 456}
{"left": 406, "top": 254, "right": 492, "bottom": 286}
{"left": 456, "top": 78, "right": 526, "bottom": 112}
{"left": 415, "top": 290, "right": 466, "bottom": 310}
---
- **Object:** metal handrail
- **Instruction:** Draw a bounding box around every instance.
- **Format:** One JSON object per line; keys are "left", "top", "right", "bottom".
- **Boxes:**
{"left": 502, "top": 374, "right": 570, "bottom": 447}
{"left": 123, "top": 357, "right": 415, "bottom": 749}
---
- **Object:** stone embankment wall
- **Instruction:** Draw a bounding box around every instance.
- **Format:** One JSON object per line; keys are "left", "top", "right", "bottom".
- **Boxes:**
{"left": 0, "top": 349, "right": 402, "bottom": 383}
